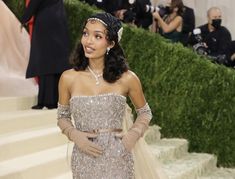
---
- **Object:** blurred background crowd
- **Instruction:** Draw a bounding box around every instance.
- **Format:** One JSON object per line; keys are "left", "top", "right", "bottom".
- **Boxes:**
{"left": 79, "top": 0, "right": 235, "bottom": 68}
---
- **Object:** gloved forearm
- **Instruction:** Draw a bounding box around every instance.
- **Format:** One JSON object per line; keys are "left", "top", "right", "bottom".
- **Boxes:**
{"left": 57, "top": 103, "right": 103, "bottom": 157}
{"left": 57, "top": 103, "right": 74, "bottom": 140}
{"left": 122, "top": 103, "right": 152, "bottom": 151}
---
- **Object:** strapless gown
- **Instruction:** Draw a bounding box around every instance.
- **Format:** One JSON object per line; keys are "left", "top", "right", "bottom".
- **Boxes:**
{"left": 69, "top": 93, "right": 134, "bottom": 179}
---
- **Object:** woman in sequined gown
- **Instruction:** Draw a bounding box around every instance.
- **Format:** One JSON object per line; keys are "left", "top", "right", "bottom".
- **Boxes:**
{"left": 57, "top": 13, "right": 167, "bottom": 179}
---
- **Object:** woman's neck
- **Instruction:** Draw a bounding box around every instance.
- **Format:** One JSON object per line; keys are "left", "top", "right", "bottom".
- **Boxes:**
{"left": 88, "top": 58, "right": 104, "bottom": 74}
{"left": 208, "top": 23, "right": 215, "bottom": 32}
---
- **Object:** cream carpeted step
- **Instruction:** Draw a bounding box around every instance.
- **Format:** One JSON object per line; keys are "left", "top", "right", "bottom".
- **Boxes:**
{"left": 0, "top": 96, "right": 36, "bottom": 112}
{"left": 163, "top": 153, "right": 217, "bottom": 179}
{"left": 53, "top": 152, "right": 224, "bottom": 179}
{"left": 0, "top": 145, "right": 70, "bottom": 179}
{"left": 0, "top": 109, "right": 57, "bottom": 134}
{"left": 199, "top": 168, "right": 235, "bottom": 179}
{"left": 0, "top": 95, "right": 233, "bottom": 179}
{"left": 0, "top": 126, "right": 67, "bottom": 161}
{"left": 0, "top": 143, "right": 217, "bottom": 179}
{"left": 52, "top": 166, "right": 235, "bottom": 179}
{"left": 149, "top": 138, "right": 188, "bottom": 162}
{"left": 52, "top": 172, "right": 73, "bottom": 179}
{"left": 144, "top": 125, "right": 162, "bottom": 143}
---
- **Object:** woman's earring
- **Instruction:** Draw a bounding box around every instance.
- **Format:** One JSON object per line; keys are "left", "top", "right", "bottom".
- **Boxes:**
{"left": 106, "top": 47, "right": 110, "bottom": 55}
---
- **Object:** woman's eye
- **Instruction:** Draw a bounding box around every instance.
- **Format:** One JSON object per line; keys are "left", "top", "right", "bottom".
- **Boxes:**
{"left": 82, "top": 31, "right": 88, "bottom": 36}
{"left": 95, "top": 35, "right": 102, "bottom": 39}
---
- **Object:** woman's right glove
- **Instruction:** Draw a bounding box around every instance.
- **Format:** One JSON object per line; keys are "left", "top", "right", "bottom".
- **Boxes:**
{"left": 57, "top": 103, "right": 103, "bottom": 157}
{"left": 69, "top": 128, "right": 103, "bottom": 157}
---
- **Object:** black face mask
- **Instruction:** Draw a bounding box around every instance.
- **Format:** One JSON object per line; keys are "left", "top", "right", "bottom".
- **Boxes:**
{"left": 212, "top": 19, "right": 222, "bottom": 29}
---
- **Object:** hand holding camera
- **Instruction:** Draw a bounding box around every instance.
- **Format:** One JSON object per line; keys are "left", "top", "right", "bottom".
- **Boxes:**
{"left": 152, "top": 11, "right": 160, "bottom": 20}
{"left": 192, "top": 28, "right": 209, "bottom": 55}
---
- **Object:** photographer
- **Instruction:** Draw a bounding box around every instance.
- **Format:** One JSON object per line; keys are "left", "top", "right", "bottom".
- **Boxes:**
{"left": 180, "top": 5, "right": 195, "bottom": 46}
{"left": 115, "top": 0, "right": 153, "bottom": 29}
{"left": 133, "top": 0, "right": 153, "bottom": 29}
{"left": 189, "top": 7, "right": 232, "bottom": 65}
{"left": 79, "top": 0, "right": 123, "bottom": 13}
{"left": 227, "top": 41, "right": 235, "bottom": 68}
{"left": 82, "top": 0, "right": 153, "bottom": 29}
{"left": 152, "top": 0, "right": 184, "bottom": 43}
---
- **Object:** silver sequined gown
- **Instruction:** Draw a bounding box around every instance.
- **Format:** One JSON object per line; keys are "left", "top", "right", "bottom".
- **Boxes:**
{"left": 69, "top": 93, "right": 134, "bottom": 179}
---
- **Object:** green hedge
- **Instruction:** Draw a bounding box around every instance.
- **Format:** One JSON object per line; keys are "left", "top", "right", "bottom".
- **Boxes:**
{"left": 122, "top": 27, "right": 235, "bottom": 167}
{"left": 4, "top": 0, "right": 24, "bottom": 19}
{"left": 6, "top": 0, "right": 235, "bottom": 167}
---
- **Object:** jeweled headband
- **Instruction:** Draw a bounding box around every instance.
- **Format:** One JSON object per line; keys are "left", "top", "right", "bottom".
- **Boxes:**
{"left": 88, "top": 17, "right": 108, "bottom": 27}
{"left": 87, "top": 13, "right": 123, "bottom": 42}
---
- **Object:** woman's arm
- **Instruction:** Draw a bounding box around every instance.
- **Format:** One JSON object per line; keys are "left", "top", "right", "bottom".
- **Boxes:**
{"left": 57, "top": 70, "right": 73, "bottom": 138}
{"left": 58, "top": 71, "right": 72, "bottom": 105}
{"left": 126, "top": 71, "right": 146, "bottom": 109}
{"left": 122, "top": 71, "right": 152, "bottom": 151}
{"left": 152, "top": 11, "right": 182, "bottom": 33}
{"left": 57, "top": 70, "right": 103, "bottom": 157}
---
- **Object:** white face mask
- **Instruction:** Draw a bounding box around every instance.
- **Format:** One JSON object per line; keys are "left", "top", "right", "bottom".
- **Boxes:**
{"left": 97, "top": 0, "right": 102, "bottom": 2}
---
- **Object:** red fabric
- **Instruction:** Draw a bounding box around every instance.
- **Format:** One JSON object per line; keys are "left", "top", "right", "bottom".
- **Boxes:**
{"left": 25, "top": 0, "right": 38, "bottom": 83}
{"left": 25, "top": 0, "right": 34, "bottom": 40}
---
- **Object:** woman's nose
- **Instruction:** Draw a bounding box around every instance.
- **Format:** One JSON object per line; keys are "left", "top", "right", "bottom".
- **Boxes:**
{"left": 86, "top": 35, "right": 93, "bottom": 44}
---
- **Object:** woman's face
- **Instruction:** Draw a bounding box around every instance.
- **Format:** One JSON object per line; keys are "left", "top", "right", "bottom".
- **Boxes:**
{"left": 81, "top": 20, "right": 111, "bottom": 60}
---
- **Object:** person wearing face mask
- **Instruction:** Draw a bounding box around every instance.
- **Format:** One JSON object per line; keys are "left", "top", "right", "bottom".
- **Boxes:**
{"left": 152, "top": 0, "right": 184, "bottom": 43}
{"left": 189, "top": 7, "right": 231, "bottom": 64}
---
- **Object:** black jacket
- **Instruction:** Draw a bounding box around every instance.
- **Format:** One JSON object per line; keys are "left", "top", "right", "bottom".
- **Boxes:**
{"left": 189, "top": 24, "right": 232, "bottom": 56}
{"left": 180, "top": 6, "right": 195, "bottom": 45}
{"left": 22, "top": 0, "right": 70, "bottom": 78}
{"left": 80, "top": 0, "right": 123, "bottom": 13}
{"left": 133, "top": 0, "right": 152, "bottom": 29}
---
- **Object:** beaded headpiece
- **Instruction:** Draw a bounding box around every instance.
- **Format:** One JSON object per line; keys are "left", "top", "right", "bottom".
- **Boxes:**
{"left": 87, "top": 13, "right": 123, "bottom": 42}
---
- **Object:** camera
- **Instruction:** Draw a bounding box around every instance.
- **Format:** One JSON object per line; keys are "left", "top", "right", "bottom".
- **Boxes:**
{"left": 207, "top": 54, "right": 227, "bottom": 64}
{"left": 145, "top": 4, "right": 169, "bottom": 17}
{"left": 192, "top": 28, "right": 208, "bottom": 56}
{"left": 145, "top": 4, "right": 160, "bottom": 13}
{"left": 192, "top": 28, "right": 228, "bottom": 65}
{"left": 123, "top": 9, "right": 136, "bottom": 23}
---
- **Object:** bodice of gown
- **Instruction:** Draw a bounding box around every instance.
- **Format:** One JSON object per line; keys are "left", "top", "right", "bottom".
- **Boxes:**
{"left": 69, "top": 93, "right": 135, "bottom": 179}
{"left": 69, "top": 93, "right": 126, "bottom": 131}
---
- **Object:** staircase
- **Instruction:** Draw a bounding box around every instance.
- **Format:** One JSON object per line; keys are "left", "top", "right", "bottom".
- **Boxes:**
{"left": 0, "top": 96, "right": 234, "bottom": 179}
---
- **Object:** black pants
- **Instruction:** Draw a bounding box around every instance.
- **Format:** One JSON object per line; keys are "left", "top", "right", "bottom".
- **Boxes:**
{"left": 37, "top": 74, "right": 61, "bottom": 107}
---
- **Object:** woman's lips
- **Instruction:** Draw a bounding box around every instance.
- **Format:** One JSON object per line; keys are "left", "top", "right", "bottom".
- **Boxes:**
{"left": 84, "top": 46, "right": 95, "bottom": 53}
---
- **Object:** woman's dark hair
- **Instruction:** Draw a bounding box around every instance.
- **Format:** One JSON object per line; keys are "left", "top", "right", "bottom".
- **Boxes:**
{"left": 171, "top": 0, "right": 184, "bottom": 16}
{"left": 70, "top": 13, "right": 129, "bottom": 83}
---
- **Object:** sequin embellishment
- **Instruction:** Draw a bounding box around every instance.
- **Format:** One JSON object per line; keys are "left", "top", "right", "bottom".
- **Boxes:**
{"left": 69, "top": 93, "right": 134, "bottom": 179}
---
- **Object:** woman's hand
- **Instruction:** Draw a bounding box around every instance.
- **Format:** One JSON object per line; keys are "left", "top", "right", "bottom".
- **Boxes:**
{"left": 152, "top": 11, "right": 161, "bottom": 20}
{"left": 121, "top": 130, "right": 140, "bottom": 152}
{"left": 70, "top": 129, "right": 103, "bottom": 157}
{"left": 115, "top": 132, "right": 135, "bottom": 152}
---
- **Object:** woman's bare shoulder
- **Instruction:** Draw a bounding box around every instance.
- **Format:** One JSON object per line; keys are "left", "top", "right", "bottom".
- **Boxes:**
{"left": 60, "top": 69, "right": 78, "bottom": 85}
{"left": 62, "top": 68, "right": 77, "bottom": 76}
{"left": 175, "top": 15, "right": 183, "bottom": 22}
{"left": 122, "top": 70, "right": 141, "bottom": 85}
